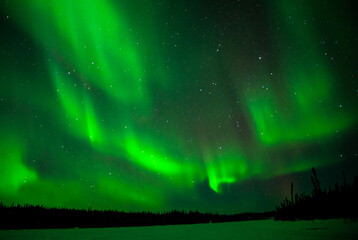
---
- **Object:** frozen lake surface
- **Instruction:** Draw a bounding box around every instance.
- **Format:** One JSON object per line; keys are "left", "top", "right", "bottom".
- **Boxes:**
{"left": 1, "top": 219, "right": 357, "bottom": 240}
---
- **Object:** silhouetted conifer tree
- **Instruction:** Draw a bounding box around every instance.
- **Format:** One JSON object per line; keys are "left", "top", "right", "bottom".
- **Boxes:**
{"left": 275, "top": 166, "right": 358, "bottom": 221}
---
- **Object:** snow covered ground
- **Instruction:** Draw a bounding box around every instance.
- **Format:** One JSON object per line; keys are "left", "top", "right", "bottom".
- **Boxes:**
{"left": 1, "top": 219, "right": 357, "bottom": 240}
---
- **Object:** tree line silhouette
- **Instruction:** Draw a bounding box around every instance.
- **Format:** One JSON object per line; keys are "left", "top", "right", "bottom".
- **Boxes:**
{"left": 275, "top": 167, "right": 358, "bottom": 220}
{"left": 0, "top": 203, "right": 272, "bottom": 229}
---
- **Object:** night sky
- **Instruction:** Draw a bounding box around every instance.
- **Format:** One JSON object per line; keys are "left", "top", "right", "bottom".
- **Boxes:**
{"left": 0, "top": 0, "right": 357, "bottom": 214}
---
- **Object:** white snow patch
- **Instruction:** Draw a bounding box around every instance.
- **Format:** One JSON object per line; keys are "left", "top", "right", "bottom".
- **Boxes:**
{"left": 1, "top": 219, "right": 357, "bottom": 240}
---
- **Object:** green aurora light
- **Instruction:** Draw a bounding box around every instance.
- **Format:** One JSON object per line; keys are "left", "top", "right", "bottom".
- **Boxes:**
{"left": 0, "top": 0, "right": 357, "bottom": 213}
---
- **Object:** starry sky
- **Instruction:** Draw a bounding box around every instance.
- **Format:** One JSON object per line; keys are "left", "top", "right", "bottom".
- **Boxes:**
{"left": 0, "top": 0, "right": 357, "bottom": 213}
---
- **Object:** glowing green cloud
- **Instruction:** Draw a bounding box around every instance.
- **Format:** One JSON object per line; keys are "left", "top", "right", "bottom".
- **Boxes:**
{"left": 0, "top": 136, "right": 37, "bottom": 195}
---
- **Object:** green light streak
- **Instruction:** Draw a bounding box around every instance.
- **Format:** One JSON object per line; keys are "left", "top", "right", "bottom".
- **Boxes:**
{"left": 8, "top": 0, "right": 150, "bottom": 105}
{"left": 84, "top": 96, "right": 103, "bottom": 146}
{"left": 243, "top": 1, "right": 355, "bottom": 146}
{"left": 124, "top": 133, "right": 189, "bottom": 176}
{"left": 203, "top": 146, "right": 248, "bottom": 193}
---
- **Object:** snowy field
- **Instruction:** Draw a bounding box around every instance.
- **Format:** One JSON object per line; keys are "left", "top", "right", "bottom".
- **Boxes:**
{"left": 1, "top": 219, "right": 357, "bottom": 240}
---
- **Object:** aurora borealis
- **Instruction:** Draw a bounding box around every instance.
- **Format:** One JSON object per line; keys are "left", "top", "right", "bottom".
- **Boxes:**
{"left": 0, "top": 0, "right": 357, "bottom": 213}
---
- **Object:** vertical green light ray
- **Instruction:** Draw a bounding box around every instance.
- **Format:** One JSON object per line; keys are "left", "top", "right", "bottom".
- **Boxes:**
{"left": 52, "top": 65, "right": 87, "bottom": 138}
{"left": 7, "top": 0, "right": 150, "bottom": 105}
{"left": 52, "top": 63, "right": 105, "bottom": 147}
{"left": 243, "top": 1, "right": 356, "bottom": 146}
{"left": 84, "top": 95, "right": 103, "bottom": 146}
{"left": 53, "top": 0, "right": 149, "bottom": 104}
{"left": 202, "top": 144, "right": 248, "bottom": 193}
